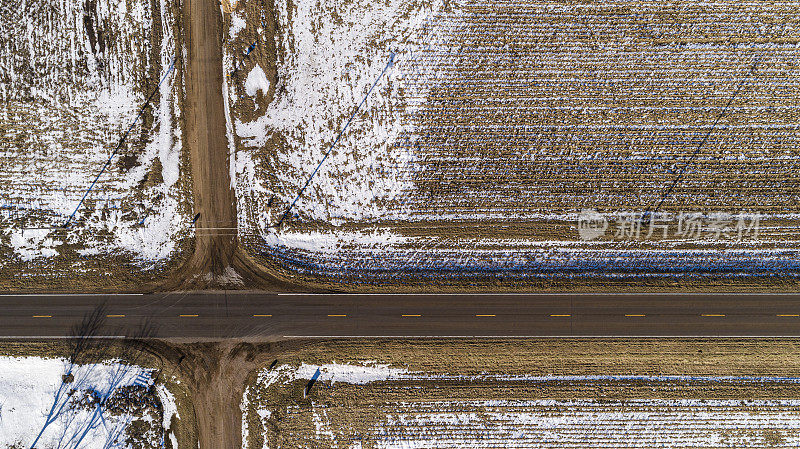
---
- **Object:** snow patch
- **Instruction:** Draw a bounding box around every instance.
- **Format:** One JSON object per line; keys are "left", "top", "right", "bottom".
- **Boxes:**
{"left": 0, "top": 356, "right": 165, "bottom": 448}
{"left": 296, "top": 363, "right": 409, "bottom": 385}
{"left": 230, "top": 12, "right": 247, "bottom": 38}
{"left": 244, "top": 65, "right": 270, "bottom": 98}
{"left": 7, "top": 229, "right": 59, "bottom": 260}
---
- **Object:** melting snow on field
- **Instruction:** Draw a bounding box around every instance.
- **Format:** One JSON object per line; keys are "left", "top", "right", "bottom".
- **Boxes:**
{"left": 229, "top": 0, "right": 447, "bottom": 226}
{"left": 245, "top": 363, "right": 800, "bottom": 448}
{"left": 0, "top": 356, "right": 178, "bottom": 449}
{"left": 370, "top": 399, "right": 800, "bottom": 448}
{"left": 0, "top": 0, "right": 189, "bottom": 265}
{"left": 227, "top": 0, "right": 800, "bottom": 280}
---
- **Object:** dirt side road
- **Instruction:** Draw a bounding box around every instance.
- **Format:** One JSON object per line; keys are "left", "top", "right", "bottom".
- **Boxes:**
{"left": 145, "top": 341, "right": 289, "bottom": 449}
{"left": 181, "top": 0, "right": 237, "bottom": 280}
{"left": 179, "top": 2, "right": 249, "bottom": 442}
{"left": 176, "top": 0, "right": 304, "bottom": 292}
{"left": 182, "top": 343, "right": 261, "bottom": 449}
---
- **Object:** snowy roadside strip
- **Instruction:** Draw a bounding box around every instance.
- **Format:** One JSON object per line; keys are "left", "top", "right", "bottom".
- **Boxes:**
{"left": 260, "top": 363, "right": 800, "bottom": 385}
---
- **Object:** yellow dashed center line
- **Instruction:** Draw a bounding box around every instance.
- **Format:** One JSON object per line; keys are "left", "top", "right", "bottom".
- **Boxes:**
{"left": 550, "top": 314, "right": 571, "bottom": 317}
{"left": 328, "top": 314, "right": 347, "bottom": 317}
{"left": 777, "top": 314, "right": 800, "bottom": 317}
{"left": 701, "top": 314, "right": 726, "bottom": 317}
{"left": 106, "top": 314, "right": 125, "bottom": 318}
{"left": 625, "top": 314, "right": 646, "bottom": 317}
{"left": 253, "top": 314, "right": 273, "bottom": 317}
{"left": 476, "top": 314, "right": 496, "bottom": 317}
{"left": 179, "top": 314, "right": 199, "bottom": 317}
{"left": 402, "top": 314, "right": 422, "bottom": 317}
{"left": 32, "top": 315, "right": 52, "bottom": 318}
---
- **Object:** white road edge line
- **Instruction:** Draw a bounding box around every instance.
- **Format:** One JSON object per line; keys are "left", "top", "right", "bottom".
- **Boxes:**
{"left": 282, "top": 335, "right": 800, "bottom": 338}
{"left": 0, "top": 294, "right": 145, "bottom": 297}
{"left": 276, "top": 293, "right": 800, "bottom": 296}
{"left": 0, "top": 336, "right": 127, "bottom": 339}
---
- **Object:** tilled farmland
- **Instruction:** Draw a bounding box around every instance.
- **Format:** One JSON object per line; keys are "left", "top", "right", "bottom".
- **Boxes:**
{"left": 225, "top": 0, "right": 800, "bottom": 287}
{"left": 263, "top": 397, "right": 800, "bottom": 447}
{"left": 243, "top": 339, "right": 800, "bottom": 448}
{"left": 0, "top": 0, "right": 192, "bottom": 289}
{"left": 5, "top": 0, "right": 800, "bottom": 288}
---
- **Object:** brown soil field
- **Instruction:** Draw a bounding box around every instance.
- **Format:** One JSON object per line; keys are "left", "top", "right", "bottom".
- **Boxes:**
{"left": 10, "top": 338, "right": 800, "bottom": 448}
{"left": 224, "top": 0, "right": 800, "bottom": 291}
{"left": 243, "top": 339, "right": 800, "bottom": 448}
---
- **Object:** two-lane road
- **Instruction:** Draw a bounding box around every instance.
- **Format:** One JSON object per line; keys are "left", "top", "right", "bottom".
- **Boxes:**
{"left": 5, "top": 292, "right": 800, "bottom": 339}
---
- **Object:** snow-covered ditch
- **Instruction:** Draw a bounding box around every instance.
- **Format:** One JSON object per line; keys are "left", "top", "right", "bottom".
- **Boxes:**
{"left": 0, "top": 356, "right": 179, "bottom": 449}
{"left": 244, "top": 362, "right": 800, "bottom": 448}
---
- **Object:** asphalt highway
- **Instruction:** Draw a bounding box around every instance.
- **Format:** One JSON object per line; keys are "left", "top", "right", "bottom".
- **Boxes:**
{"left": 5, "top": 292, "right": 800, "bottom": 339}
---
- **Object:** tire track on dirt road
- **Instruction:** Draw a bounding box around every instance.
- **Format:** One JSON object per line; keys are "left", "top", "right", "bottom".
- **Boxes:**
{"left": 180, "top": 0, "right": 237, "bottom": 282}
{"left": 174, "top": 0, "right": 305, "bottom": 292}
{"left": 179, "top": 0, "right": 249, "bottom": 446}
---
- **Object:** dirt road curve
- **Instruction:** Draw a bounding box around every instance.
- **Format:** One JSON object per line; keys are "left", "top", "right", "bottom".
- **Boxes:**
{"left": 182, "top": 0, "right": 237, "bottom": 279}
